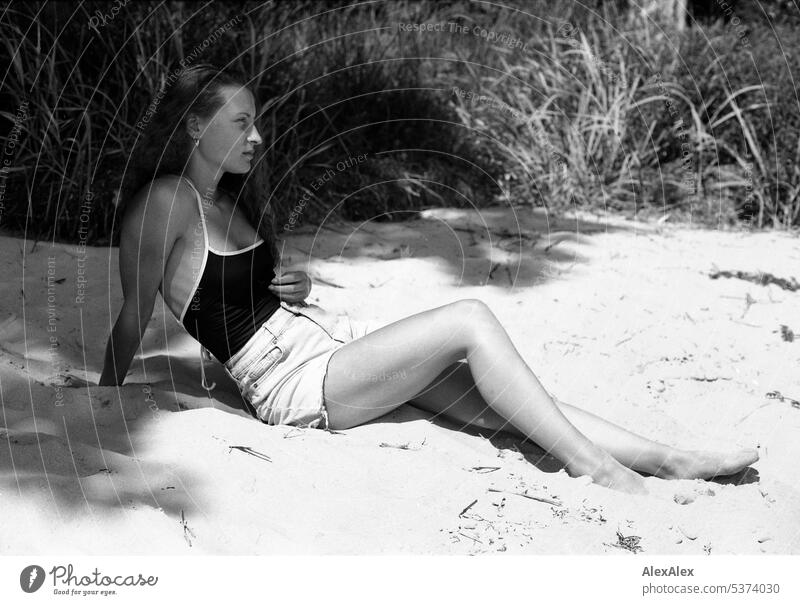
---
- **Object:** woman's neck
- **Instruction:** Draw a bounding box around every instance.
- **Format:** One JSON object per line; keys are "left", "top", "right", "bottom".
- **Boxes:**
{"left": 184, "top": 160, "right": 223, "bottom": 208}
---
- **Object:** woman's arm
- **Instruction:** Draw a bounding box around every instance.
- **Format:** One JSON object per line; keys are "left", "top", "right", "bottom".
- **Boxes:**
{"left": 99, "top": 180, "right": 187, "bottom": 386}
{"left": 99, "top": 301, "right": 149, "bottom": 386}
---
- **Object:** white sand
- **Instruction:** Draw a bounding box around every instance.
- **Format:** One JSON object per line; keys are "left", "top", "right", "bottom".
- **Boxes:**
{"left": 1, "top": 207, "right": 798, "bottom": 554}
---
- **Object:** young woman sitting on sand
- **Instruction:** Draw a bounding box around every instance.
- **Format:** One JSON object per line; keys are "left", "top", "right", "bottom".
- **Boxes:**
{"left": 99, "top": 64, "right": 758, "bottom": 494}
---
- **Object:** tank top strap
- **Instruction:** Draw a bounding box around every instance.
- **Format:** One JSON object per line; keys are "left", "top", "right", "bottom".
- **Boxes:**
{"left": 179, "top": 176, "right": 218, "bottom": 392}
{"left": 180, "top": 175, "right": 209, "bottom": 250}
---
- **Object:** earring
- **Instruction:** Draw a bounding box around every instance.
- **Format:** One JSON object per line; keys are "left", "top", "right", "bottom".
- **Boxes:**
{"left": 194, "top": 138, "right": 199, "bottom": 147}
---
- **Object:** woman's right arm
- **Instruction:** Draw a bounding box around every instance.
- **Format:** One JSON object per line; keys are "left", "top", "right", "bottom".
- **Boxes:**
{"left": 99, "top": 182, "right": 186, "bottom": 386}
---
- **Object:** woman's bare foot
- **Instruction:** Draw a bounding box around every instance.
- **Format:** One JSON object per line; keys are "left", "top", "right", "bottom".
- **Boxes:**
{"left": 661, "top": 448, "right": 759, "bottom": 480}
{"left": 568, "top": 452, "right": 648, "bottom": 495}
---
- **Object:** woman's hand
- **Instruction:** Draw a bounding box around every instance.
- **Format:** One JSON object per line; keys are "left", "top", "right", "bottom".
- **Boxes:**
{"left": 268, "top": 270, "right": 312, "bottom": 303}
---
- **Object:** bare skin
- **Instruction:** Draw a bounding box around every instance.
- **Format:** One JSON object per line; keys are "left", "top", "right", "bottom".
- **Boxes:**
{"left": 323, "top": 300, "right": 759, "bottom": 494}
{"left": 405, "top": 361, "right": 759, "bottom": 480}
{"left": 101, "top": 84, "right": 758, "bottom": 496}
{"left": 99, "top": 85, "right": 310, "bottom": 387}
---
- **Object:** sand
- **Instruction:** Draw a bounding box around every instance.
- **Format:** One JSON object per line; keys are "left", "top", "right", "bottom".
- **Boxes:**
{"left": 1, "top": 206, "right": 798, "bottom": 554}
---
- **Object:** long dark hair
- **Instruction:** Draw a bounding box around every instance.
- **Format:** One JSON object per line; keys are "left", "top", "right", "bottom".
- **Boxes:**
{"left": 118, "top": 63, "right": 280, "bottom": 265}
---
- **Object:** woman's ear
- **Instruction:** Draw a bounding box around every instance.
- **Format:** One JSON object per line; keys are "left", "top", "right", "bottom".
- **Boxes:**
{"left": 185, "top": 113, "right": 203, "bottom": 140}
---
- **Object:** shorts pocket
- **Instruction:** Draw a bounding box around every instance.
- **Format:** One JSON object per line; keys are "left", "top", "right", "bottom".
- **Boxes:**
{"left": 229, "top": 342, "right": 284, "bottom": 384}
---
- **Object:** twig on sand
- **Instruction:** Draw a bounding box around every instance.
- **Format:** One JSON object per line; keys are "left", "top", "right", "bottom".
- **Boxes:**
{"left": 544, "top": 234, "right": 571, "bottom": 254}
{"left": 729, "top": 319, "right": 763, "bottom": 328}
{"left": 605, "top": 530, "right": 643, "bottom": 554}
{"left": 736, "top": 390, "right": 800, "bottom": 425}
{"left": 368, "top": 277, "right": 392, "bottom": 288}
{"left": 229, "top": 445, "right": 272, "bottom": 462}
{"left": 181, "top": 510, "right": 196, "bottom": 547}
{"left": 779, "top": 325, "right": 795, "bottom": 342}
{"left": 708, "top": 269, "right": 799, "bottom": 292}
{"left": 614, "top": 327, "right": 648, "bottom": 347}
{"left": 486, "top": 263, "right": 514, "bottom": 286}
{"left": 766, "top": 390, "right": 800, "bottom": 409}
{"left": 734, "top": 402, "right": 773, "bottom": 426}
{"left": 379, "top": 438, "right": 426, "bottom": 451}
{"left": 459, "top": 499, "right": 478, "bottom": 518}
{"left": 487, "top": 487, "right": 563, "bottom": 507}
{"left": 470, "top": 466, "right": 502, "bottom": 473}
{"left": 458, "top": 531, "right": 483, "bottom": 544}
{"left": 741, "top": 293, "right": 757, "bottom": 318}
{"left": 283, "top": 427, "right": 304, "bottom": 439}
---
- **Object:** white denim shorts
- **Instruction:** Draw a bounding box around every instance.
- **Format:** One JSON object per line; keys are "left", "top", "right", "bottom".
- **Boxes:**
{"left": 223, "top": 301, "right": 375, "bottom": 430}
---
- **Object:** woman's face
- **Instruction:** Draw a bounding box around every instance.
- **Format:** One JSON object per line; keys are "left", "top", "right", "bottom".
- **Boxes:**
{"left": 190, "top": 85, "right": 262, "bottom": 174}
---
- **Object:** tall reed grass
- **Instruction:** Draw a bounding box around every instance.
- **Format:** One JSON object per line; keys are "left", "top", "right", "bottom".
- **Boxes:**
{"left": 0, "top": 0, "right": 796, "bottom": 246}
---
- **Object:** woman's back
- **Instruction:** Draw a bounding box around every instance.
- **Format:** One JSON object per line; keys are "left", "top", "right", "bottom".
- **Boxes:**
{"left": 118, "top": 175, "right": 194, "bottom": 329}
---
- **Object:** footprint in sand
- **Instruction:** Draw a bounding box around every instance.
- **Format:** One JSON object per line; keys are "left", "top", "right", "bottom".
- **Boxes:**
{"left": 642, "top": 477, "right": 717, "bottom": 505}
{"left": 673, "top": 483, "right": 716, "bottom": 505}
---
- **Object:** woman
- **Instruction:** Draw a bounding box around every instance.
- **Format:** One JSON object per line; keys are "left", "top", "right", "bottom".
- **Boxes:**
{"left": 100, "top": 64, "right": 757, "bottom": 494}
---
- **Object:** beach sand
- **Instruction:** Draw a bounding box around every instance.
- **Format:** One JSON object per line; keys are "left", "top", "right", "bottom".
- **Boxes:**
{"left": 1, "top": 207, "right": 798, "bottom": 554}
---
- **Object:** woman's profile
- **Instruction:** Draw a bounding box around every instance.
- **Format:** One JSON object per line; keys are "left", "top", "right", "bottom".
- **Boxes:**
{"left": 100, "top": 63, "right": 758, "bottom": 494}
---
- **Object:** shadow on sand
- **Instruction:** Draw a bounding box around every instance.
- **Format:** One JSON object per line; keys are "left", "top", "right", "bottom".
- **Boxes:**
{"left": 2, "top": 207, "right": 642, "bottom": 522}
{"left": 282, "top": 207, "right": 639, "bottom": 289}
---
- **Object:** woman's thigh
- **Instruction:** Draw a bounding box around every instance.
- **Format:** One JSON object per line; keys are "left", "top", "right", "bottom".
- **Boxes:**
{"left": 323, "top": 300, "right": 482, "bottom": 429}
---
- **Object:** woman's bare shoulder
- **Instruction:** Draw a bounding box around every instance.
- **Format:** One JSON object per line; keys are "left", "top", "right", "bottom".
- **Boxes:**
{"left": 124, "top": 176, "right": 195, "bottom": 225}
{"left": 132, "top": 175, "right": 194, "bottom": 208}
{"left": 119, "top": 177, "right": 197, "bottom": 256}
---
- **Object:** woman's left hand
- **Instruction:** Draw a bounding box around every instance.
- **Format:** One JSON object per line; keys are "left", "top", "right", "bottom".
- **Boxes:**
{"left": 268, "top": 270, "right": 312, "bottom": 303}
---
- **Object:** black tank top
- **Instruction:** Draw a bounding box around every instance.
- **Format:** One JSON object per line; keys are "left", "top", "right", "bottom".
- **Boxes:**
{"left": 179, "top": 177, "right": 281, "bottom": 363}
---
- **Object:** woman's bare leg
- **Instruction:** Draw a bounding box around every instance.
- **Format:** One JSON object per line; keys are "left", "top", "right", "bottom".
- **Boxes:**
{"left": 323, "top": 299, "right": 646, "bottom": 493}
{"left": 407, "top": 361, "right": 759, "bottom": 479}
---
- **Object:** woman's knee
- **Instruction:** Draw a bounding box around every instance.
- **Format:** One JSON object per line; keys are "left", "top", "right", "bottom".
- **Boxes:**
{"left": 447, "top": 298, "right": 496, "bottom": 332}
